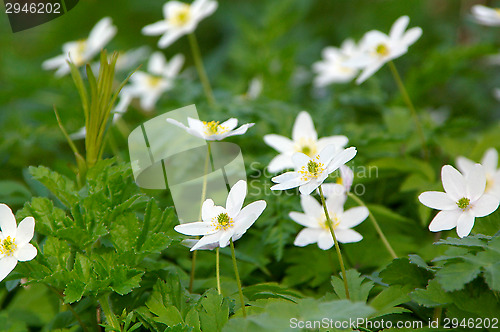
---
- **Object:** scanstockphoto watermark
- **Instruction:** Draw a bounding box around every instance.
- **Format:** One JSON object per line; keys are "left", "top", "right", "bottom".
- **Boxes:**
{"left": 248, "top": 161, "right": 379, "bottom": 197}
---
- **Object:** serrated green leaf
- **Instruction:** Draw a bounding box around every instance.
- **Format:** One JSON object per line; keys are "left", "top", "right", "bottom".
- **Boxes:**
{"left": 435, "top": 261, "right": 481, "bottom": 291}
{"left": 411, "top": 279, "right": 451, "bottom": 308}
{"left": 379, "top": 258, "right": 432, "bottom": 289}
{"left": 197, "top": 289, "right": 230, "bottom": 332}
{"left": 28, "top": 166, "right": 78, "bottom": 207}
{"left": 331, "top": 269, "right": 374, "bottom": 302}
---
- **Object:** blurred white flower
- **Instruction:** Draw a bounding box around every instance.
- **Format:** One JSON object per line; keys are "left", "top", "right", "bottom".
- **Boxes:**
{"left": 419, "top": 165, "right": 499, "bottom": 238}
{"left": 312, "top": 39, "right": 359, "bottom": 87}
{"left": 123, "top": 52, "right": 184, "bottom": 111}
{"left": 142, "top": 0, "right": 218, "bottom": 48}
{"left": 457, "top": 148, "right": 500, "bottom": 199}
{"left": 174, "top": 180, "right": 266, "bottom": 250}
{"left": 115, "top": 46, "right": 150, "bottom": 72}
{"left": 271, "top": 145, "right": 357, "bottom": 195}
{"left": 320, "top": 165, "right": 354, "bottom": 197}
{"left": 240, "top": 76, "right": 263, "bottom": 100}
{"left": 166, "top": 117, "right": 254, "bottom": 141}
{"left": 0, "top": 204, "right": 37, "bottom": 282}
{"left": 471, "top": 5, "right": 500, "bottom": 27}
{"left": 291, "top": 194, "right": 368, "bottom": 250}
{"left": 264, "top": 111, "right": 348, "bottom": 173}
{"left": 42, "top": 17, "right": 117, "bottom": 77}
{"left": 352, "top": 16, "right": 422, "bottom": 84}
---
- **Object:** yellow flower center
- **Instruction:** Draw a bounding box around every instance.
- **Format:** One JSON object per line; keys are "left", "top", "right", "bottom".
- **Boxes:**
{"left": 321, "top": 214, "right": 340, "bottom": 230}
{"left": 203, "top": 121, "right": 228, "bottom": 136}
{"left": 212, "top": 212, "right": 234, "bottom": 231}
{"left": 0, "top": 236, "right": 17, "bottom": 257}
{"left": 375, "top": 43, "right": 389, "bottom": 57}
{"left": 147, "top": 75, "right": 163, "bottom": 87}
{"left": 486, "top": 174, "right": 494, "bottom": 193}
{"left": 294, "top": 137, "right": 317, "bottom": 157}
{"left": 72, "top": 39, "right": 87, "bottom": 66}
{"left": 336, "top": 177, "right": 343, "bottom": 185}
{"left": 170, "top": 4, "right": 191, "bottom": 27}
{"left": 298, "top": 156, "right": 325, "bottom": 181}
{"left": 456, "top": 197, "right": 470, "bottom": 211}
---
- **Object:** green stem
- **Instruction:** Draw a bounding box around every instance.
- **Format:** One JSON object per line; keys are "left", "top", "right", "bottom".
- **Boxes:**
{"left": 188, "top": 33, "right": 216, "bottom": 107}
{"left": 47, "top": 285, "right": 90, "bottom": 332}
{"left": 189, "top": 143, "right": 212, "bottom": 293}
{"left": 347, "top": 192, "right": 398, "bottom": 259}
{"left": 388, "top": 61, "right": 428, "bottom": 159}
{"left": 216, "top": 247, "right": 221, "bottom": 295}
{"left": 98, "top": 294, "right": 121, "bottom": 331}
{"left": 229, "top": 238, "right": 246, "bottom": 317}
{"left": 318, "top": 186, "right": 350, "bottom": 300}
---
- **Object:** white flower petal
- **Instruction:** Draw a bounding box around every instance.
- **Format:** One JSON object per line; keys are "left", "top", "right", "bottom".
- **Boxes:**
{"left": 292, "top": 152, "right": 310, "bottom": 168}
{"left": 292, "top": 111, "right": 317, "bottom": 142}
{"left": 226, "top": 180, "right": 247, "bottom": 218}
{"left": 142, "top": 20, "right": 169, "bottom": 35}
{"left": 14, "top": 243, "right": 37, "bottom": 262}
{"left": 316, "top": 136, "right": 348, "bottom": 152}
{"left": 317, "top": 231, "right": 334, "bottom": 250}
{"left": 340, "top": 206, "right": 369, "bottom": 229}
{"left": 202, "top": 199, "right": 216, "bottom": 222}
{"left": 0, "top": 256, "right": 18, "bottom": 282}
{"left": 148, "top": 52, "right": 166, "bottom": 75}
{"left": 267, "top": 154, "right": 294, "bottom": 173}
{"left": 263, "top": 134, "right": 294, "bottom": 154}
{"left": 471, "top": 194, "right": 500, "bottom": 217}
{"left": 42, "top": 55, "right": 67, "bottom": 70}
{"left": 271, "top": 177, "right": 305, "bottom": 191}
{"left": 326, "top": 146, "right": 357, "bottom": 173}
{"left": 318, "top": 144, "right": 337, "bottom": 166}
{"left": 418, "top": 191, "right": 457, "bottom": 210}
{"left": 482, "top": 148, "right": 498, "bottom": 173}
{"left": 456, "top": 156, "right": 475, "bottom": 175}
{"left": 220, "top": 118, "right": 238, "bottom": 131}
{"left": 294, "top": 228, "right": 322, "bottom": 247}
{"left": 158, "top": 29, "right": 186, "bottom": 49}
{"left": 335, "top": 229, "right": 363, "bottom": 243}
{"left": 441, "top": 165, "right": 467, "bottom": 201}
{"left": 174, "top": 221, "right": 215, "bottom": 236}
{"left": 164, "top": 54, "right": 185, "bottom": 78}
{"left": 236, "top": 200, "right": 266, "bottom": 226}
{"left": 224, "top": 123, "right": 254, "bottom": 138}
{"left": 0, "top": 204, "right": 17, "bottom": 238}
{"left": 15, "top": 217, "right": 35, "bottom": 246}
{"left": 300, "top": 195, "right": 323, "bottom": 219}
{"left": 456, "top": 212, "right": 475, "bottom": 238}
{"left": 389, "top": 16, "right": 409, "bottom": 41}
{"left": 218, "top": 230, "right": 234, "bottom": 248}
{"left": 466, "top": 164, "right": 486, "bottom": 201}
{"left": 299, "top": 180, "right": 321, "bottom": 195}
{"left": 401, "top": 27, "right": 422, "bottom": 47}
{"left": 191, "top": 232, "right": 222, "bottom": 251}
{"left": 232, "top": 213, "right": 258, "bottom": 240}
{"left": 428, "top": 210, "right": 461, "bottom": 232}
{"left": 356, "top": 61, "right": 384, "bottom": 85}
{"left": 289, "top": 212, "right": 319, "bottom": 228}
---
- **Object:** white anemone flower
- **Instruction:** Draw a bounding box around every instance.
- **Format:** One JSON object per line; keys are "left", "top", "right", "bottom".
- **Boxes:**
{"left": 174, "top": 180, "right": 266, "bottom": 250}
{"left": 419, "top": 165, "right": 500, "bottom": 238}
{"left": 166, "top": 117, "right": 254, "bottom": 141}
{"left": 142, "top": 0, "right": 218, "bottom": 48}
{"left": 42, "top": 17, "right": 117, "bottom": 77}
{"left": 312, "top": 39, "right": 359, "bottom": 87}
{"left": 471, "top": 5, "right": 500, "bottom": 27}
{"left": 457, "top": 148, "right": 500, "bottom": 199}
{"left": 0, "top": 204, "right": 37, "bottom": 282}
{"left": 353, "top": 16, "right": 422, "bottom": 84}
{"left": 125, "top": 52, "right": 185, "bottom": 111}
{"left": 271, "top": 145, "right": 357, "bottom": 195}
{"left": 291, "top": 194, "right": 368, "bottom": 250}
{"left": 263, "top": 111, "right": 348, "bottom": 173}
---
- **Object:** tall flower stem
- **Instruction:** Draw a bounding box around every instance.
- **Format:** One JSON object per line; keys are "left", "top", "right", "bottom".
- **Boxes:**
{"left": 216, "top": 247, "right": 221, "bottom": 294}
{"left": 388, "top": 61, "right": 428, "bottom": 159}
{"left": 188, "top": 33, "right": 216, "bottom": 107}
{"left": 318, "top": 186, "right": 350, "bottom": 300}
{"left": 189, "top": 143, "right": 213, "bottom": 293}
{"left": 98, "top": 294, "right": 121, "bottom": 331}
{"left": 229, "top": 238, "right": 247, "bottom": 317}
{"left": 347, "top": 192, "right": 398, "bottom": 259}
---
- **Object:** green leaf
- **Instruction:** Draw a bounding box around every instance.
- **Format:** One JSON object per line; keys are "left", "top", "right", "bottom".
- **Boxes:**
{"left": 110, "top": 266, "right": 144, "bottom": 296}
{"left": 370, "top": 285, "right": 411, "bottom": 317}
{"left": 243, "top": 283, "right": 302, "bottom": 303}
{"left": 411, "top": 278, "right": 451, "bottom": 308}
{"left": 379, "top": 258, "right": 432, "bottom": 289}
{"left": 331, "top": 269, "right": 374, "bottom": 302}
{"left": 64, "top": 280, "right": 86, "bottom": 303}
{"left": 28, "top": 166, "right": 78, "bottom": 207}
{"left": 435, "top": 261, "right": 481, "bottom": 292}
{"left": 197, "top": 289, "right": 230, "bottom": 332}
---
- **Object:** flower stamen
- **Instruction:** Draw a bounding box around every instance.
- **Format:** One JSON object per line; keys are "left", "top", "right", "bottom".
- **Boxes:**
{"left": 456, "top": 197, "right": 470, "bottom": 211}
{"left": 298, "top": 156, "right": 325, "bottom": 181}
{"left": 203, "top": 121, "right": 228, "bottom": 136}
{"left": 170, "top": 4, "right": 191, "bottom": 27}
{"left": 0, "top": 236, "right": 17, "bottom": 257}
{"left": 212, "top": 212, "right": 234, "bottom": 231}
{"left": 294, "top": 137, "right": 318, "bottom": 157}
{"left": 375, "top": 43, "right": 389, "bottom": 56}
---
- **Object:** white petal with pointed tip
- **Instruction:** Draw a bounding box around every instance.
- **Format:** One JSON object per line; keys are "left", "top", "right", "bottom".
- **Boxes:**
{"left": 418, "top": 191, "right": 457, "bottom": 211}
